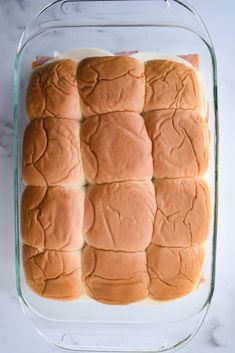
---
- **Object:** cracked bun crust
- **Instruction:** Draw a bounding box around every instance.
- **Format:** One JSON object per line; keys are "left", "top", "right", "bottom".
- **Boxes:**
{"left": 84, "top": 181, "right": 156, "bottom": 251}
{"left": 22, "top": 118, "right": 84, "bottom": 186}
{"left": 26, "top": 59, "right": 81, "bottom": 120}
{"left": 22, "top": 52, "right": 210, "bottom": 303}
{"left": 147, "top": 244, "right": 205, "bottom": 300}
{"left": 145, "top": 109, "right": 210, "bottom": 178}
{"left": 144, "top": 60, "right": 205, "bottom": 114}
{"left": 153, "top": 179, "right": 210, "bottom": 247}
{"left": 21, "top": 186, "right": 85, "bottom": 251}
{"left": 22, "top": 245, "right": 82, "bottom": 300}
{"left": 82, "top": 245, "right": 149, "bottom": 304}
{"left": 77, "top": 56, "right": 145, "bottom": 117}
{"left": 80, "top": 112, "right": 153, "bottom": 184}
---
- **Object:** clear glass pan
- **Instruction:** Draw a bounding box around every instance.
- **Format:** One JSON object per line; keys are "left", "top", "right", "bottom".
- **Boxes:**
{"left": 13, "top": 0, "right": 218, "bottom": 351}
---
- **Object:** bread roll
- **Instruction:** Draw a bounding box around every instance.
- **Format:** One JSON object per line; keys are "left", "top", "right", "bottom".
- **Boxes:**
{"left": 22, "top": 118, "right": 84, "bottom": 186}
{"left": 77, "top": 56, "right": 145, "bottom": 117}
{"left": 147, "top": 244, "right": 205, "bottom": 300}
{"left": 153, "top": 179, "right": 210, "bottom": 247}
{"left": 145, "top": 109, "right": 209, "bottom": 178}
{"left": 22, "top": 245, "right": 82, "bottom": 300}
{"left": 21, "top": 186, "right": 84, "bottom": 251}
{"left": 80, "top": 112, "right": 153, "bottom": 183}
{"left": 82, "top": 245, "right": 149, "bottom": 304}
{"left": 26, "top": 59, "right": 81, "bottom": 120}
{"left": 144, "top": 60, "right": 205, "bottom": 115}
{"left": 84, "top": 181, "right": 156, "bottom": 251}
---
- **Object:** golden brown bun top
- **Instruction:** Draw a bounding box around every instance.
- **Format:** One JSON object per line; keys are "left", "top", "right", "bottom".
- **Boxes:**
{"left": 21, "top": 186, "right": 84, "bottom": 251}
{"left": 147, "top": 244, "right": 205, "bottom": 300}
{"left": 26, "top": 59, "right": 81, "bottom": 120}
{"left": 80, "top": 112, "right": 153, "bottom": 184}
{"left": 145, "top": 109, "right": 210, "bottom": 178}
{"left": 77, "top": 56, "right": 145, "bottom": 117}
{"left": 22, "top": 52, "right": 209, "bottom": 304}
{"left": 22, "top": 245, "right": 82, "bottom": 300}
{"left": 84, "top": 181, "right": 156, "bottom": 251}
{"left": 153, "top": 179, "right": 210, "bottom": 247}
{"left": 144, "top": 60, "right": 204, "bottom": 114}
{"left": 82, "top": 245, "right": 149, "bottom": 304}
{"left": 22, "top": 118, "right": 84, "bottom": 186}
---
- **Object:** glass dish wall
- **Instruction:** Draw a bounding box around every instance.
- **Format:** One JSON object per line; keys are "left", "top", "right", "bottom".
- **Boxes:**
{"left": 13, "top": 0, "right": 218, "bottom": 351}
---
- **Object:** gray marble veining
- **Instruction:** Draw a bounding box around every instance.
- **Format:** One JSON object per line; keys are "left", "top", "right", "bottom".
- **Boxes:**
{"left": 0, "top": 120, "right": 12, "bottom": 156}
{"left": 207, "top": 319, "right": 227, "bottom": 348}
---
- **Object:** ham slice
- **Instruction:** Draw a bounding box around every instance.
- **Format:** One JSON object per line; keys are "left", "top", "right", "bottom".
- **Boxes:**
{"left": 32, "top": 55, "right": 51, "bottom": 69}
{"left": 179, "top": 54, "right": 199, "bottom": 70}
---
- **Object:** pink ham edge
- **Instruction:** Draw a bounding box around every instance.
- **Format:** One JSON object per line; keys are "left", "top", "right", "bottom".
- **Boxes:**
{"left": 32, "top": 55, "right": 52, "bottom": 69}
{"left": 32, "top": 52, "right": 199, "bottom": 69}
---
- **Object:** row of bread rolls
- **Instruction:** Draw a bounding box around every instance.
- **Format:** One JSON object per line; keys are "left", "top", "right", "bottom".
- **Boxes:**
{"left": 21, "top": 54, "right": 210, "bottom": 303}
{"left": 148, "top": 179, "right": 209, "bottom": 300}
{"left": 142, "top": 57, "right": 210, "bottom": 301}
{"left": 21, "top": 180, "right": 210, "bottom": 302}
{"left": 26, "top": 55, "right": 206, "bottom": 119}
{"left": 75, "top": 56, "right": 154, "bottom": 304}
{"left": 22, "top": 110, "right": 209, "bottom": 185}
{"left": 81, "top": 178, "right": 210, "bottom": 303}
{"left": 25, "top": 56, "right": 209, "bottom": 184}
{"left": 82, "top": 181, "right": 156, "bottom": 304}
{"left": 21, "top": 59, "right": 84, "bottom": 300}
{"left": 76, "top": 55, "right": 209, "bottom": 303}
{"left": 21, "top": 187, "right": 84, "bottom": 300}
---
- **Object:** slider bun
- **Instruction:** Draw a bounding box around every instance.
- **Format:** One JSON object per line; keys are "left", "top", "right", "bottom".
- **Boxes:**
{"left": 82, "top": 245, "right": 149, "bottom": 304}
{"left": 22, "top": 118, "right": 84, "bottom": 186}
{"left": 153, "top": 179, "right": 210, "bottom": 247}
{"left": 145, "top": 109, "right": 210, "bottom": 178}
{"left": 147, "top": 244, "right": 205, "bottom": 300}
{"left": 77, "top": 56, "right": 145, "bottom": 117}
{"left": 81, "top": 112, "right": 153, "bottom": 184}
{"left": 22, "top": 245, "right": 82, "bottom": 300}
{"left": 84, "top": 181, "right": 156, "bottom": 251}
{"left": 26, "top": 59, "right": 81, "bottom": 120}
{"left": 144, "top": 60, "right": 204, "bottom": 114}
{"left": 21, "top": 186, "right": 84, "bottom": 251}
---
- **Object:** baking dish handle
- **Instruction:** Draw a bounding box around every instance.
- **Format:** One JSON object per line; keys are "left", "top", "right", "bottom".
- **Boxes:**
{"left": 17, "top": 0, "right": 214, "bottom": 54}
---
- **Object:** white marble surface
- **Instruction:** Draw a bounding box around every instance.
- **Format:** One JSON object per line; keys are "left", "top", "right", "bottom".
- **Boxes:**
{"left": 0, "top": 0, "right": 234, "bottom": 352}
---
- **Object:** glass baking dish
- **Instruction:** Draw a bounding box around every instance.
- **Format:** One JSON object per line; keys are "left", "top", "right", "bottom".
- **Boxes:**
{"left": 13, "top": 0, "right": 218, "bottom": 351}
